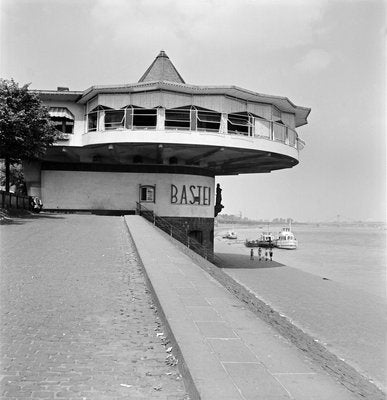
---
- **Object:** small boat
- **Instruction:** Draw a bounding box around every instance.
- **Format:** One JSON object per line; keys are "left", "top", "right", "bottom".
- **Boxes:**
{"left": 275, "top": 227, "right": 298, "bottom": 249}
{"left": 245, "top": 239, "right": 260, "bottom": 247}
{"left": 245, "top": 232, "right": 274, "bottom": 248}
{"left": 258, "top": 232, "right": 275, "bottom": 247}
{"left": 223, "top": 231, "right": 237, "bottom": 239}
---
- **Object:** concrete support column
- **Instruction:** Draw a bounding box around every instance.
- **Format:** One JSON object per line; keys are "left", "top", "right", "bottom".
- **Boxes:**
{"left": 157, "top": 107, "right": 165, "bottom": 130}
{"left": 220, "top": 113, "right": 228, "bottom": 134}
{"left": 22, "top": 160, "right": 42, "bottom": 197}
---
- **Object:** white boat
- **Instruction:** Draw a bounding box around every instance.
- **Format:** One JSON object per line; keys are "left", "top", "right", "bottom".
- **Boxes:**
{"left": 275, "top": 227, "right": 298, "bottom": 249}
{"left": 223, "top": 231, "right": 237, "bottom": 239}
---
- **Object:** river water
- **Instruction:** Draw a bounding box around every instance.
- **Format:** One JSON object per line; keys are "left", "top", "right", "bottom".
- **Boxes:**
{"left": 214, "top": 224, "right": 386, "bottom": 300}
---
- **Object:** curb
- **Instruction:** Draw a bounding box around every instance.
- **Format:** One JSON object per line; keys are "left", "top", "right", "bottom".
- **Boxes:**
{"left": 123, "top": 217, "right": 200, "bottom": 400}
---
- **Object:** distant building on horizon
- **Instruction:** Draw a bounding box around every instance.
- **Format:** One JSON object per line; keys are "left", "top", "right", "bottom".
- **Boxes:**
{"left": 24, "top": 50, "right": 311, "bottom": 253}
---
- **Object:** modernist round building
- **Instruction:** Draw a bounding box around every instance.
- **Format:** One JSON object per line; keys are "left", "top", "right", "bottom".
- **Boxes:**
{"left": 25, "top": 51, "right": 310, "bottom": 253}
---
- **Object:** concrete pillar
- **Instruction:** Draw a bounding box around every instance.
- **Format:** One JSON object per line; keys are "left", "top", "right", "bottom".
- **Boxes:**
{"left": 157, "top": 107, "right": 165, "bottom": 130}
{"left": 220, "top": 113, "right": 228, "bottom": 134}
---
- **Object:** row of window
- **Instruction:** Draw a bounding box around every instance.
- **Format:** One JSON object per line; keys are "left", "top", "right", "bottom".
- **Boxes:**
{"left": 87, "top": 106, "right": 254, "bottom": 135}
{"left": 50, "top": 106, "right": 297, "bottom": 146}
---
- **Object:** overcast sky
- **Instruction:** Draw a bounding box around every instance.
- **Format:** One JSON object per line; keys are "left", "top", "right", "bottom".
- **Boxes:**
{"left": 1, "top": 0, "right": 385, "bottom": 222}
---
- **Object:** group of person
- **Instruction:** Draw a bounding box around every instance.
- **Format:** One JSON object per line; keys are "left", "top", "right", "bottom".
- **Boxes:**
{"left": 250, "top": 246, "right": 273, "bottom": 261}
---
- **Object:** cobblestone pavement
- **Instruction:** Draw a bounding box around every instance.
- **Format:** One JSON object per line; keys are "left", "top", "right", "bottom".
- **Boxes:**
{"left": 0, "top": 214, "right": 188, "bottom": 400}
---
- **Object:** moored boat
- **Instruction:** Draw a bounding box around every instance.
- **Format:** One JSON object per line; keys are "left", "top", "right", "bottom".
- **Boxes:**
{"left": 245, "top": 232, "right": 274, "bottom": 248}
{"left": 258, "top": 232, "right": 275, "bottom": 247}
{"left": 275, "top": 227, "right": 298, "bottom": 249}
{"left": 223, "top": 231, "right": 237, "bottom": 239}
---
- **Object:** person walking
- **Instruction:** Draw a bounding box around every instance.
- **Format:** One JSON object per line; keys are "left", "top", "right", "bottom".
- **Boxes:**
{"left": 250, "top": 248, "right": 254, "bottom": 260}
{"left": 258, "top": 247, "right": 262, "bottom": 261}
{"left": 265, "top": 248, "right": 268, "bottom": 261}
{"left": 269, "top": 247, "right": 273, "bottom": 261}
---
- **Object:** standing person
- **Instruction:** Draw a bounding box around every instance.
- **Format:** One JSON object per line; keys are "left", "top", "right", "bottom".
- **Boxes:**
{"left": 269, "top": 247, "right": 273, "bottom": 261}
{"left": 258, "top": 246, "right": 262, "bottom": 261}
{"left": 265, "top": 248, "right": 268, "bottom": 261}
{"left": 250, "top": 248, "right": 254, "bottom": 260}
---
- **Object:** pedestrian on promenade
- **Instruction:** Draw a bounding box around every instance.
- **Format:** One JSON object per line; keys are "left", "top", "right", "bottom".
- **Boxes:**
{"left": 258, "top": 247, "right": 262, "bottom": 261}
{"left": 265, "top": 249, "right": 268, "bottom": 261}
{"left": 250, "top": 248, "right": 254, "bottom": 260}
{"left": 269, "top": 247, "right": 273, "bottom": 261}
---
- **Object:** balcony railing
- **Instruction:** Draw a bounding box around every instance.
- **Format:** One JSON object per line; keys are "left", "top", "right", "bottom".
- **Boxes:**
{"left": 83, "top": 108, "right": 305, "bottom": 151}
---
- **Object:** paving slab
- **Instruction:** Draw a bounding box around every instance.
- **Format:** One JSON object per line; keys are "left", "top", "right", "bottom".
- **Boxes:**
{"left": 215, "top": 249, "right": 387, "bottom": 396}
{"left": 125, "top": 215, "right": 359, "bottom": 400}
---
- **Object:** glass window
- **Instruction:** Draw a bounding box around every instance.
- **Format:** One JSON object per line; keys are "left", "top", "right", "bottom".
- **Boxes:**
{"left": 132, "top": 108, "right": 157, "bottom": 128}
{"left": 51, "top": 117, "right": 74, "bottom": 134}
{"left": 140, "top": 185, "right": 155, "bottom": 202}
{"left": 227, "top": 113, "right": 252, "bottom": 135}
{"left": 197, "top": 109, "right": 221, "bottom": 132}
{"left": 104, "top": 110, "right": 125, "bottom": 130}
{"left": 165, "top": 108, "right": 191, "bottom": 129}
{"left": 49, "top": 108, "right": 74, "bottom": 134}
{"left": 88, "top": 112, "right": 98, "bottom": 131}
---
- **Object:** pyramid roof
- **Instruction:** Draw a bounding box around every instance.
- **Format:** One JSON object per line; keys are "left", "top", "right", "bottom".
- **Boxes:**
{"left": 138, "top": 50, "right": 185, "bottom": 84}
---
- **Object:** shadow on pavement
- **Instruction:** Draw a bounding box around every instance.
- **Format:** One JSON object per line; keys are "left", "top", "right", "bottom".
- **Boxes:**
{"left": 215, "top": 252, "right": 284, "bottom": 269}
{"left": 0, "top": 211, "right": 65, "bottom": 225}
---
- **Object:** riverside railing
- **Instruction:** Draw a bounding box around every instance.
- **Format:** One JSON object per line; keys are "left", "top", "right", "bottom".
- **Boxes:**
{"left": 0, "top": 191, "right": 30, "bottom": 210}
{"left": 136, "top": 202, "right": 221, "bottom": 263}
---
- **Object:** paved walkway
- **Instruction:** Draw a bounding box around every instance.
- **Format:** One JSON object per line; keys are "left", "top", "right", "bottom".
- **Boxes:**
{"left": 126, "top": 216, "right": 359, "bottom": 400}
{"left": 0, "top": 214, "right": 187, "bottom": 399}
{"left": 214, "top": 242, "right": 387, "bottom": 395}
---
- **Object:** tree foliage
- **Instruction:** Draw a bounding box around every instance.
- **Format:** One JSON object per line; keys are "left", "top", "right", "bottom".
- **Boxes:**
{"left": 0, "top": 78, "right": 58, "bottom": 164}
{"left": 0, "top": 78, "right": 59, "bottom": 191}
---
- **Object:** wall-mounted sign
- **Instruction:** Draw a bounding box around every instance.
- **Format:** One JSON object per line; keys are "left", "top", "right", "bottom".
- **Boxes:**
{"left": 171, "top": 184, "right": 211, "bottom": 205}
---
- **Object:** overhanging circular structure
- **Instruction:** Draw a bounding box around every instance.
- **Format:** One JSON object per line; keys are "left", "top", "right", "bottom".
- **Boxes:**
{"left": 24, "top": 50, "right": 311, "bottom": 253}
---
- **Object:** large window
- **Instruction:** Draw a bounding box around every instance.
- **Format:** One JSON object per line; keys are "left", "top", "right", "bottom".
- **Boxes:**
{"left": 87, "top": 108, "right": 100, "bottom": 132}
{"left": 227, "top": 112, "right": 253, "bottom": 135}
{"left": 104, "top": 109, "right": 125, "bottom": 130}
{"left": 49, "top": 107, "right": 74, "bottom": 135}
{"left": 165, "top": 107, "right": 191, "bottom": 129}
{"left": 196, "top": 108, "right": 221, "bottom": 132}
{"left": 52, "top": 118, "right": 74, "bottom": 134}
{"left": 132, "top": 107, "right": 157, "bottom": 129}
{"left": 139, "top": 185, "right": 155, "bottom": 203}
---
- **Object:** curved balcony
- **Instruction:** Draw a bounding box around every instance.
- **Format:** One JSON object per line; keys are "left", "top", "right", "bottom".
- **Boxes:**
{"left": 49, "top": 106, "right": 304, "bottom": 175}
{"left": 82, "top": 106, "right": 303, "bottom": 152}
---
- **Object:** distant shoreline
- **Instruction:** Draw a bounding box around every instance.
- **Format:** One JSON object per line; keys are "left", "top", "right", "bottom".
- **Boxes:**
{"left": 215, "top": 221, "right": 386, "bottom": 228}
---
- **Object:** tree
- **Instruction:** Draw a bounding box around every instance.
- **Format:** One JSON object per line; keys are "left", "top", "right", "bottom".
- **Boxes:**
{"left": 0, "top": 79, "right": 59, "bottom": 192}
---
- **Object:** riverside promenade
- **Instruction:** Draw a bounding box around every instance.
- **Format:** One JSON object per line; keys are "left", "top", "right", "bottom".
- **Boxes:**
{"left": 0, "top": 213, "right": 380, "bottom": 399}
{"left": 214, "top": 244, "right": 387, "bottom": 399}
